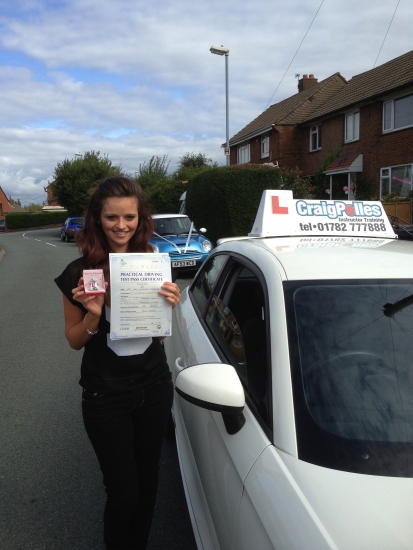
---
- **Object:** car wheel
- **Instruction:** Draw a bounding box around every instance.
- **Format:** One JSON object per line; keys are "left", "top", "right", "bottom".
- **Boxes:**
{"left": 60, "top": 232, "right": 66, "bottom": 241}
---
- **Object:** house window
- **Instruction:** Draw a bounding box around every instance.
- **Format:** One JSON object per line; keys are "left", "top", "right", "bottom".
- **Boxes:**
{"left": 380, "top": 164, "right": 412, "bottom": 198}
{"left": 345, "top": 112, "right": 360, "bottom": 142}
{"left": 383, "top": 94, "right": 413, "bottom": 132}
{"left": 261, "top": 134, "right": 269, "bottom": 158}
{"left": 238, "top": 143, "right": 250, "bottom": 164}
{"left": 310, "top": 125, "right": 321, "bottom": 151}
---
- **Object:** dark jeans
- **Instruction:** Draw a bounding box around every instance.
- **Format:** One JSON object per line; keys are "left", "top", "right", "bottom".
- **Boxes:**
{"left": 82, "top": 376, "right": 174, "bottom": 550}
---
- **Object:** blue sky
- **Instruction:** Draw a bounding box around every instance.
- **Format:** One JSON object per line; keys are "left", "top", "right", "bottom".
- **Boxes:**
{"left": 0, "top": 0, "right": 411, "bottom": 204}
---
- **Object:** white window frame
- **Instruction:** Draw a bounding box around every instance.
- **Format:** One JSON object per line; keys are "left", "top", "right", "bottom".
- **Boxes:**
{"left": 309, "top": 125, "right": 321, "bottom": 152}
{"left": 261, "top": 134, "right": 269, "bottom": 159}
{"left": 237, "top": 143, "right": 250, "bottom": 164}
{"left": 380, "top": 164, "right": 413, "bottom": 199}
{"left": 345, "top": 111, "right": 360, "bottom": 142}
{"left": 383, "top": 93, "right": 413, "bottom": 133}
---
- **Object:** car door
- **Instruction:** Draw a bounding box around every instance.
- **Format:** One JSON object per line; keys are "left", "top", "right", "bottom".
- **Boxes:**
{"left": 171, "top": 253, "right": 273, "bottom": 549}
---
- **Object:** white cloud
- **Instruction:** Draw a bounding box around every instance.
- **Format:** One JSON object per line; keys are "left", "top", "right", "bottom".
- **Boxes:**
{"left": 0, "top": 0, "right": 412, "bottom": 204}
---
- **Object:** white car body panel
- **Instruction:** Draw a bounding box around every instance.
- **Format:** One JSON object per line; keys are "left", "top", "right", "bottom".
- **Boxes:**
{"left": 237, "top": 445, "right": 413, "bottom": 549}
{"left": 165, "top": 230, "right": 413, "bottom": 550}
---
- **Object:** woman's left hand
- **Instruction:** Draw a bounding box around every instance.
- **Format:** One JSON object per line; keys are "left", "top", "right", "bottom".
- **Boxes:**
{"left": 159, "top": 282, "right": 181, "bottom": 308}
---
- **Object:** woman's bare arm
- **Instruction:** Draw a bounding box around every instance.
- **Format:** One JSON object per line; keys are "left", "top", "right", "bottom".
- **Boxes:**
{"left": 63, "top": 277, "right": 107, "bottom": 350}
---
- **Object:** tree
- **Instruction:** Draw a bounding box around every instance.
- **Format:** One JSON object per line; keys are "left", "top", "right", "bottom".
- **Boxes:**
{"left": 174, "top": 152, "right": 218, "bottom": 181}
{"left": 24, "top": 202, "right": 43, "bottom": 212}
{"left": 52, "top": 151, "right": 119, "bottom": 215}
{"left": 136, "top": 155, "right": 169, "bottom": 189}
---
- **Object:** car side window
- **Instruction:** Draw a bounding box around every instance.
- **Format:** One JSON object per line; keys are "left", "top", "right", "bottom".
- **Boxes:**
{"left": 206, "top": 263, "right": 270, "bottom": 427}
{"left": 190, "top": 255, "right": 228, "bottom": 313}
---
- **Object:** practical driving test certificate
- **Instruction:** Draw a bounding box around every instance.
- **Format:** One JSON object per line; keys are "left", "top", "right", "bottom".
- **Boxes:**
{"left": 109, "top": 253, "right": 172, "bottom": 339}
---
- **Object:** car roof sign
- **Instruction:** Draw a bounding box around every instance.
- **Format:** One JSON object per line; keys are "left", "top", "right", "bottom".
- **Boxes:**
{"left": 249, "top": 190, "right": 396, "bottom": 239}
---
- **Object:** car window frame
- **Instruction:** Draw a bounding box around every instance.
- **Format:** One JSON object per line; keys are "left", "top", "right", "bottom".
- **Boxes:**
{"left": 189, "top": 252, "right": 230, "bottom": 318}
{"left": 190, "top": 251, "right": 273, "bottom": 440}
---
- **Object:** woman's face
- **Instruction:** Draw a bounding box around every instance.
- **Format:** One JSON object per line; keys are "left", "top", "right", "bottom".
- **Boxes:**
{"left": 100, "top": 197, "right": 139, "bottom": 253}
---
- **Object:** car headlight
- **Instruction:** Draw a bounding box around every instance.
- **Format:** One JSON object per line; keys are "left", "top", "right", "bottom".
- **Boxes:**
{"left": 202, "top": 240, "right": 212, "bottom": 252}
{"left": 151, "top": 243, "right": 159, "bottom": 253}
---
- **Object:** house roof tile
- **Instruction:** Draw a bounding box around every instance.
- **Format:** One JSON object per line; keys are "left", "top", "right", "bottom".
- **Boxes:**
{"left": 303, "top": 49, "right": 413, "bottom": 123}
{"left": 229, "top": 73, "right": 347, "bottom": 145}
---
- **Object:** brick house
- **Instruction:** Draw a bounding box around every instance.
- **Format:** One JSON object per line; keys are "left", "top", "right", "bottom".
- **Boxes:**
{"left": 229, "top": 73, "right": 347, "bottom": 169}
{"left": 44, "top": 182, "right": 60, "bottom": 206}
{"left": 0, "top": 186, "right": 25, "bottom": 230}
{"left": 229, "top": 50, "right": 413, "bottom": 200}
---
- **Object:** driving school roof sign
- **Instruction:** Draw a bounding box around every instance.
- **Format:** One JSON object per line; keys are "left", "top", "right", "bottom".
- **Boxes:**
{"left": 249, "top": 190, "right": 396, "bottom": 239}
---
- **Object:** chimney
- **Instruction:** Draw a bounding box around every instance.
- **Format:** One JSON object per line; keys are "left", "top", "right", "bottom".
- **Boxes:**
{"left": 298, "top": 74, "right": 318, "bottom": 93}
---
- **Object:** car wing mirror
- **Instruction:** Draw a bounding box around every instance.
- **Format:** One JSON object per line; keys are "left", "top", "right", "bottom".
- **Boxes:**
{"left": 175, "top": 363, "right": 245, "bottom": 435}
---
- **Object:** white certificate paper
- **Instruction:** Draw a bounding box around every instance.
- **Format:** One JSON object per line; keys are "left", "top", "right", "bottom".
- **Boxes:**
{"left": 109, "top": 253, "right": 172, "bottom": 340}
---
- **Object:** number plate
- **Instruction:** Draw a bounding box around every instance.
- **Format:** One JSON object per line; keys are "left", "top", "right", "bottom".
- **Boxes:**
{"left": 172, "top": 260, "right": 196, "bottom": 267}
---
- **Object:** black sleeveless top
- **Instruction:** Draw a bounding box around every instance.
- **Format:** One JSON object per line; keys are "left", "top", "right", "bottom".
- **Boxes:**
{"left": 55, "top": 257, "right": 170, "bottom": 392}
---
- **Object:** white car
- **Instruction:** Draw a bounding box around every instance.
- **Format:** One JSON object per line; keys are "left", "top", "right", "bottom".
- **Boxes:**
{"left": 164, "top": 191, "right": 413, "bottom": 550}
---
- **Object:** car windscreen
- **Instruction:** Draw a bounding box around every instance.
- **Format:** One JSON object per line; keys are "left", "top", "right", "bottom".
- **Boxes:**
{"left": 284, "top": 279, "right": 413, "bottom": 477}
{"left": 70, "top": 218, "right": 84, "bottom": 225}
{"left": 153, "top": 217, "right": 193, "bottom": 236}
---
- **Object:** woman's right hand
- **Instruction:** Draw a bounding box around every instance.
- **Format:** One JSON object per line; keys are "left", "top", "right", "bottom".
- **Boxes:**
{"left": 72, "top": 277, "right": 108, "bottom": 318}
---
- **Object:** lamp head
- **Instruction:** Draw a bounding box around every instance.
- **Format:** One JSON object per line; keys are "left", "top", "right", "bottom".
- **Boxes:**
{"left": 210, "top": 45, "right": 229, "bottom": 56}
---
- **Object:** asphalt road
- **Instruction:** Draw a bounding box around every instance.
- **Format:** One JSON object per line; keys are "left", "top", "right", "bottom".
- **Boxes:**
{"left": 0, "top": 227, "right": 196, "bottom": 550}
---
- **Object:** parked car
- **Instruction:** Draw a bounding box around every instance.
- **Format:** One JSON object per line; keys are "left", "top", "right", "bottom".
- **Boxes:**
{"left": 149, "top": 214, "right": 213, "bottom": 270}
{"left": 164, "top": 190, "right": 413, "bottom": 550}
{"left": 60, "top": 217, "right": 84, "bottom": 242}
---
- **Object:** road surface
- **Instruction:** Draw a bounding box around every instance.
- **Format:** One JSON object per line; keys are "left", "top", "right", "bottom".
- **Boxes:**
{"left": 0, "top": 227, "right": 196, "bottom": 550}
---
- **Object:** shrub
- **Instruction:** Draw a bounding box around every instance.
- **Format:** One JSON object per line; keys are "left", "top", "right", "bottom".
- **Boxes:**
{"left": 186, "top": 165, "right": 313, "bottom": 243}
{"left": 312, "top": 151, "right": 339, "bottom": 199}
{"left": 5, "top": 211, "right": 68, "bottom": 229}
{"left": 145, "top": 179, "right": 185, "bottom": 214}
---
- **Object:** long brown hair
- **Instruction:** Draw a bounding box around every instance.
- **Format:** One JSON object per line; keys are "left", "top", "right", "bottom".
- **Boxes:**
{"left": 76, "top": 176, "right": 154, "bottom": 270}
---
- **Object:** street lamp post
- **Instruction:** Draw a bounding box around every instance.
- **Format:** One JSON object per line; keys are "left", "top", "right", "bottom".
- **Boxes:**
{"left": 210, "top": 45, "right": 230, "bottom": 166}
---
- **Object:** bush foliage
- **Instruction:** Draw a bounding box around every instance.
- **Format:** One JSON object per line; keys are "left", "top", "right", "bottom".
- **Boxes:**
{"left": 185, "top": 165, "right": 314, "bottom": 243}
{"left": 145, "top": 179, "right": 185, "bottom": 214}
{"left": 6, "top": 211, "right": 68, "bottom": 229}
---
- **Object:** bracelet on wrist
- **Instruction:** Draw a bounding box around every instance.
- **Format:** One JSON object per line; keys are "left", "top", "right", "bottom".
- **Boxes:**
{"left": 84, "top": 313, "right": 98, "bottom": 336}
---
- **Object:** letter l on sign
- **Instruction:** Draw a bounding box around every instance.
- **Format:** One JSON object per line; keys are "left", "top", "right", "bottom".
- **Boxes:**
{"left": 272, "top": 196, "right": 289, "bottom": 214}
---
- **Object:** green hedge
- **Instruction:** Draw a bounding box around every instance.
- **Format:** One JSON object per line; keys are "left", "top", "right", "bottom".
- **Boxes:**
{"left": 5, "top": 211, "right": 68, "bottom": 229}
{"left": 145, "top": 179, "right": 185, "bottom": 214}
{"left": 185, "top": 165, "right": 314, "bottom": 244}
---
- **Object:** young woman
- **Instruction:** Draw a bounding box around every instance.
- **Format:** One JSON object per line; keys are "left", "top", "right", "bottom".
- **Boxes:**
{"left": 55, "top": 176, "right": 180, "bottom": 550}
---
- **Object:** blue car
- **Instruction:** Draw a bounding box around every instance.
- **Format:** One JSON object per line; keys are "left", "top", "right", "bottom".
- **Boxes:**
{"left": 60, "top": 217, "right": 84, "bottom": 242}
{"left": 150, "top": 214, "right": 213, "bottom": 270}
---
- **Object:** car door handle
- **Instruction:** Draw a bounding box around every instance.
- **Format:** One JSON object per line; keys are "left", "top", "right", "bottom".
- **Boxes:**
{"left": 175, "top": 357, "right": 185, "bottom": 372}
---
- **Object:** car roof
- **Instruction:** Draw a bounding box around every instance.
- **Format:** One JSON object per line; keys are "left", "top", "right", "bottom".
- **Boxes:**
{"left": 152, "top": 214, "right": 188, "bottom": 219}
{"left": 216, "top": 236, "right": 413, "bottom": 281}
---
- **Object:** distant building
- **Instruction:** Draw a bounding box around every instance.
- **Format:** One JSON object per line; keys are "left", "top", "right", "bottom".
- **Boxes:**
{"left": 44, "top": 182, "right": 60, "bottom": 206}
{"left": 0, "top": 186, "right": 25, "bottom": 231}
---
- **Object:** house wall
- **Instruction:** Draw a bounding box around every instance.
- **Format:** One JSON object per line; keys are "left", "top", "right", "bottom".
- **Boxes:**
{"left": 45, "top": 183, "right": 60, "bottom": 206}
{"left": 0, "top": 187, "right": 10, "bottom": 216}
{"left": 230, "top": 98, "right": 413, "bottom": 198}
{"left": 301, "top": 100, "right": 413, "bottom": 195}
{"left": 230, "top": 125, "right": 302, "bottom": 168}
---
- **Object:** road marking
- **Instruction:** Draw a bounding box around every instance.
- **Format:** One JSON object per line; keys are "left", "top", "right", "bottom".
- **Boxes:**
{"left": 46, "top": 243, "right": 57, "bottom": 247}
{"left": 35, "top": 239, "right": 41, "bottom": 242}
